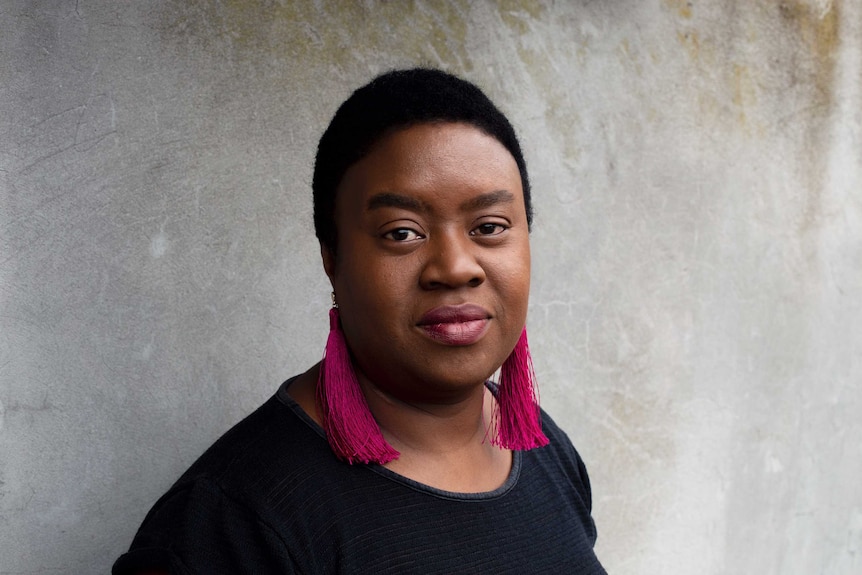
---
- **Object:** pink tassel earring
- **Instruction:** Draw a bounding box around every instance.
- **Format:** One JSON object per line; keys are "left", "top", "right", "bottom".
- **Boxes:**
{"left": 317, "top": 298, "right": 399, "bottom": 465}
{"left": 492, "top": 327, "right": 549, "bottom": 450}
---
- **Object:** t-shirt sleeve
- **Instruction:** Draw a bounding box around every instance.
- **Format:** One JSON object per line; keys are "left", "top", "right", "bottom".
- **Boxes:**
{"left": 539, "top": 409, "right": 599, "bottom": 546}
{"left": 112, "top": 477, "right": 296, "bottom": 575}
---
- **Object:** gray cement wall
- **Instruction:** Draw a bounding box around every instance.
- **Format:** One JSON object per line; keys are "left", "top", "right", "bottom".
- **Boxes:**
{"left": 2, "top": 1, "right": 860, "bottom": 573}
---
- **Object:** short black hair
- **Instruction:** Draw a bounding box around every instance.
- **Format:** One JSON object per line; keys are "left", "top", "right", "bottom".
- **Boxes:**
{"left": 313, "top": 68, "right": 532, "bottom": 254}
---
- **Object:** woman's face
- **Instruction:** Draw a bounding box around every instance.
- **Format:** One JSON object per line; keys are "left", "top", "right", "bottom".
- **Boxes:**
{"left": 323, "top": 122, "right": 531, "bottom": 403}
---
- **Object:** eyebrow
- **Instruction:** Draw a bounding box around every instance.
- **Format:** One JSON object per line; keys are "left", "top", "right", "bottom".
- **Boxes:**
{"left": 366, "top": 190, "right": 515, "bottom": 212}
{"left": 460, "top": 189, "right": 515, "bottom": 210}
{"left": 367, "top": 193, "right": 426, "bottom": 212}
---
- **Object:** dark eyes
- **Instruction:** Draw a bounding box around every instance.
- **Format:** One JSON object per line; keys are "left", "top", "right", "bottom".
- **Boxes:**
{"left": 469, "top": 223, "right": 507, "bottom": 237}
{"left": 383, "top": 222, "right": 508, "bottom": 242}
{"left": 383, "top": 228, "right": 424, "bottom": 242}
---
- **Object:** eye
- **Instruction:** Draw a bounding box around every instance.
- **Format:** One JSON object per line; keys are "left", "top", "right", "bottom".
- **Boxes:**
{"left": 470, "top": 222, "right": 507, "bottom": 237}
{"left": 383, "top": 228, "right": 424, "bottom": 242}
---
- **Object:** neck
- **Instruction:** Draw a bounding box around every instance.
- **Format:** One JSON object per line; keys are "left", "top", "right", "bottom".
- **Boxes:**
{"left": 286, "top": 363, "right": 511, "bottom": 492}
{"left": 357, "top": 373, "right": 512, "bottom": 493}
{"left": 357, "top": 375, "right": 491, "bottom": 454}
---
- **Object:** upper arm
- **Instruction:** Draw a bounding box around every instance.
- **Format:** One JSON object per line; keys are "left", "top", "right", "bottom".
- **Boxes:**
{"left": 113, "top": 479, "right": 297, "bottom": 575}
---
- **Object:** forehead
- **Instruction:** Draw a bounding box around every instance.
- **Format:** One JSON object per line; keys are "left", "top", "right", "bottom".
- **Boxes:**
{"left": 335, "top": 122, "right": 524, "bottom": 213}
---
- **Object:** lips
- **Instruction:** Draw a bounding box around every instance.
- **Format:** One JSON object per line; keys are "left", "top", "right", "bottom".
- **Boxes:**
{"left": 417, "top": 304, "right": 491, "bottom": 346}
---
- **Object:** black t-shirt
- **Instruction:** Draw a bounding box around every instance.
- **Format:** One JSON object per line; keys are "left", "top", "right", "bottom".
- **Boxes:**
{"left": 114, "top": 379, "right": 607, "bottom": 574}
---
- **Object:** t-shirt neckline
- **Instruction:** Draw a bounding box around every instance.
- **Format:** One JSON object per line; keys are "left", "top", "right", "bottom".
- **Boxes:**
{"left": 276, "top": 376, "right": 522, "bottom": 501}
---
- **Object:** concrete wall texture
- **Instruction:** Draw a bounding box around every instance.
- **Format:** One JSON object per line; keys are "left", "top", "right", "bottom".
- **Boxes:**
{"left": 1, "top": 0, "right": 860, "bottom": 573}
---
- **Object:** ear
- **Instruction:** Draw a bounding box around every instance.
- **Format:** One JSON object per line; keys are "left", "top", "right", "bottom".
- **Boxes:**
{"left": 321, "top": 243, "right": 336, "bottom": 281}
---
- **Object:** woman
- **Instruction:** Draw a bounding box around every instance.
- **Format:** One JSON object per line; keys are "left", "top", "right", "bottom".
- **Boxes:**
{"left": 113, "top": 68, "right": 606, "bottom": 574}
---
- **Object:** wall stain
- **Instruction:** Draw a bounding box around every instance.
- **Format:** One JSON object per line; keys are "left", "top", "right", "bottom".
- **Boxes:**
{"left": 494, "top": 2, "right": 584, "bottom": 169}
{"left": 779, "top": 0, "right": 839, "bottom": 111}
{"left": 664, "top": 0, "right": 694, "bottom": 19}
{"left": 777, "top": 0, "right": 840, "bottom": 236}
{"left": 732, "top": 63, "right": 758, "bottom": 129}
{"left": 676, "top": 30, "right": 700, "bottom": 62}
{"left": 157, "top": 1, "right": 472, "bottom": 80}
{"left": 605, "top": 390, "right": 676, "bottom": 463}
{"left": 496, "top": 0, "right": 546, "bottom": 35}
{"left": 669, "top": 1, "right": 841, "bottom": 238}
{"left": 2, "top": 395, "right": 58, "bottom": 427}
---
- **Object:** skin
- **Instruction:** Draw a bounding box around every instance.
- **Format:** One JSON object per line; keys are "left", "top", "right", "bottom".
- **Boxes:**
{"left": 290, "top": 122, "right": 531, "bottom": 492}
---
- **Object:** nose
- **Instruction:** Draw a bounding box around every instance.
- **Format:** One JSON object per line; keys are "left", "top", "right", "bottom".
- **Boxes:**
{"left": 419, "top": 231, "right": 486, "bottom": 290}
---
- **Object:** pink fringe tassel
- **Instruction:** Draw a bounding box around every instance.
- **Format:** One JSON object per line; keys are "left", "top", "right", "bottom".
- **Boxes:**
{"left": 317, "top": 308, "right": 399, "bottom": 465}
{"left": 493, "top": 328, "right": 549, "bottom": 450}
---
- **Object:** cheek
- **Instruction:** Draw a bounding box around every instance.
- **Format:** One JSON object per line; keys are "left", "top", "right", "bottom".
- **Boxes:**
{"left": 333, "top": 254, "right": 416, "bottom": 329}
{"left": 503, "top": 247, "right": 532, "bottom": 325}
{"left": 500, "top": 241, "right": 531, "bottom": 295}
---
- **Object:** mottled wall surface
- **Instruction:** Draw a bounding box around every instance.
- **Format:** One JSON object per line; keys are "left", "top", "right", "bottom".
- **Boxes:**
{"left": 1, "top": 1, "right": 860, "bottom": 573}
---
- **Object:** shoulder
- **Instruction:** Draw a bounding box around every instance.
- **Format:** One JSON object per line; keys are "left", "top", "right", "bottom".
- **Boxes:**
{"left": 113, "top": 475, "right": 295, "bottom": 575}
{"left": 519, "top": 408, "right": 598, "bottom": 540}
{"left": 113, "top": 382, "right": 325, "bottom": 575}
{"left": 537, "top": 408, "right": 594, "bottom": 486}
